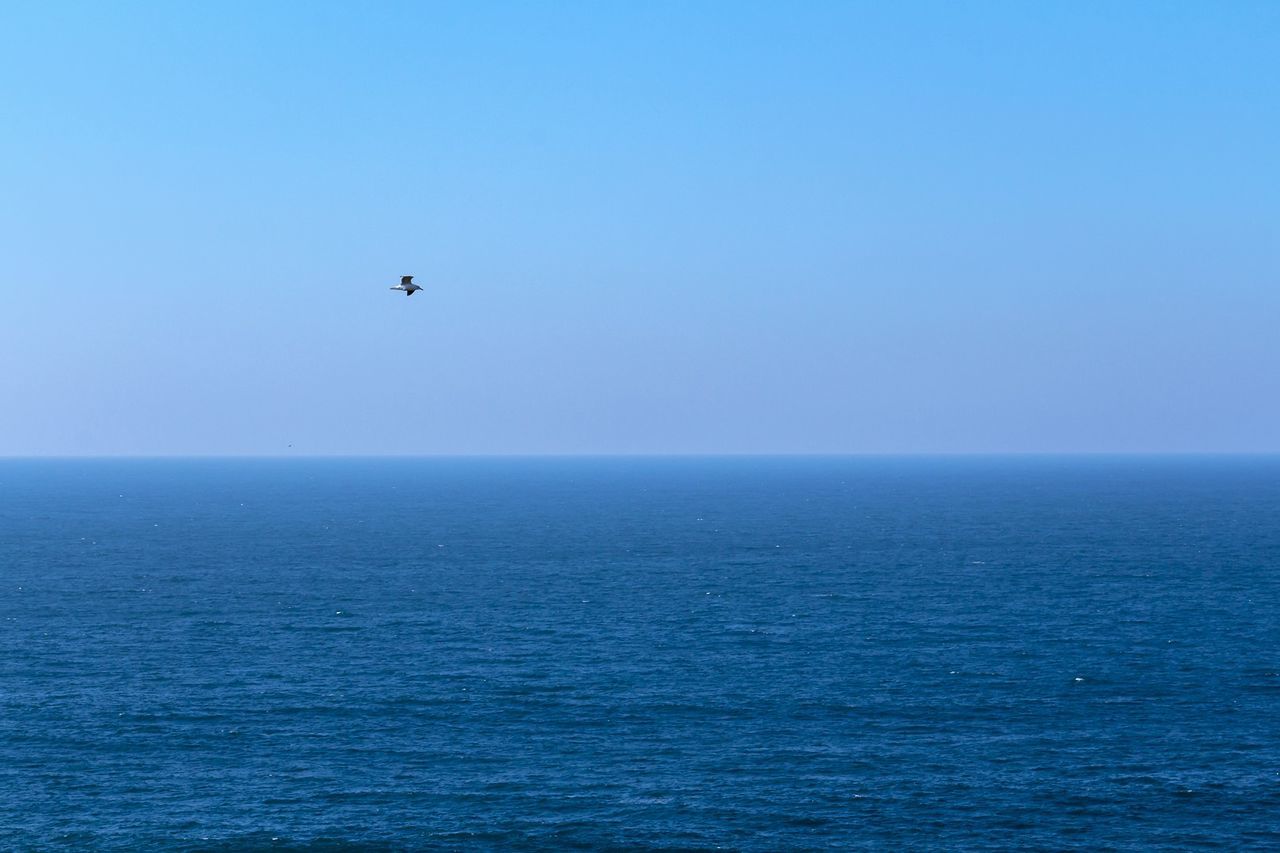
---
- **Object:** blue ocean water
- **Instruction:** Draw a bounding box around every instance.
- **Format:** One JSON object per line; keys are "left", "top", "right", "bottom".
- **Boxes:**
{"left": 1, "top": 457, "right": 1278, "bottom": 850}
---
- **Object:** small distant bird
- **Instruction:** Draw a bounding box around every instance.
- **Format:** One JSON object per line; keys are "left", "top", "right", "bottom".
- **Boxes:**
{"left": 390, "top": 275, "right": 422, "bottom": 296}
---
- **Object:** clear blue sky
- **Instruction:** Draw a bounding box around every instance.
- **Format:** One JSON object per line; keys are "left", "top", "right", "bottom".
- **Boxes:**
{"left": 3, "top": 1, "right": 1277, "bottom": 455}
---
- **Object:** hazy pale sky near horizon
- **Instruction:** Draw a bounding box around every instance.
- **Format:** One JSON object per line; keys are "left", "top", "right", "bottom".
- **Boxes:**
{"left": 3, "top": 1, "right": 1278, "bottom": 455}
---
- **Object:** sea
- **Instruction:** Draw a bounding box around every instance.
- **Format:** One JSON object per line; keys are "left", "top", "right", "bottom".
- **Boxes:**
{"left": 1, "top": 456, "right": 1277, "bottom": 850}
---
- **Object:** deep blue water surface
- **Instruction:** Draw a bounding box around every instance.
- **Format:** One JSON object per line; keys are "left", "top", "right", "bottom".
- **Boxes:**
{"left": 1, "top": 457, "right": 1278, "bottom": 850}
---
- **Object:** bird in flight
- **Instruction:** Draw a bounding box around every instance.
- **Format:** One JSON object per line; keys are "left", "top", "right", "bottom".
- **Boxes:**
{"left": 390, "top": 275, "right": 422, "bottom": 296}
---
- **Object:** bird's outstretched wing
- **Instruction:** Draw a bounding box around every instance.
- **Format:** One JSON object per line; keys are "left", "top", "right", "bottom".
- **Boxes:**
{"left": 406, "top": 289, "right": 416, "bottom": 296}
{"left": 401, "top": 276, "right": 414, "bottom": 285}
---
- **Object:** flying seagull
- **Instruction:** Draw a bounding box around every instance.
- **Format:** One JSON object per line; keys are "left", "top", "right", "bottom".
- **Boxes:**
{"left": 391, "top": 275, "right": 422, "bottom": 296}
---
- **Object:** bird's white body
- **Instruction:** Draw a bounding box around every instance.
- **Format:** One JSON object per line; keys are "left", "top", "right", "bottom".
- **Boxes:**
{"left": 391, "top": 275, "right": 422, "bottom": 296}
